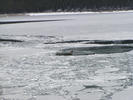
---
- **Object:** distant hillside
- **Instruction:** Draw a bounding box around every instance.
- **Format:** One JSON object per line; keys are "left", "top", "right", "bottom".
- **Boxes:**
{"left": 0, "top": 0, "right": 133, "bottom": 13}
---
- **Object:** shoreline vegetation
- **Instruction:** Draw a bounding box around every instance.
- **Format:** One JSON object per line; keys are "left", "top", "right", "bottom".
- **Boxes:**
{"left": 0, "top": 10, "right": 133, "bottom": 18}
{"left": 0, "top": 0, "right": 133, "bottom": 14}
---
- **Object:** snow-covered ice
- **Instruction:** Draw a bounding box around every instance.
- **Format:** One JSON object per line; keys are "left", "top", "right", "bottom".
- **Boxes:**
{"left": 0, "top": 11, "right": 133, "bottom": 100}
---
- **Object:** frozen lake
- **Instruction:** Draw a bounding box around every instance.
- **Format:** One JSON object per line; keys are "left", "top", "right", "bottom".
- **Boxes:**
{"left": 0, "top": 11, "right": 133, "bottom": 100}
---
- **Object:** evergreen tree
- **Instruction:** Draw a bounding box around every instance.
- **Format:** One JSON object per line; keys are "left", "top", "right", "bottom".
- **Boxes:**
{"left": 0, "top": 0, "right": 133, "bottom": 13}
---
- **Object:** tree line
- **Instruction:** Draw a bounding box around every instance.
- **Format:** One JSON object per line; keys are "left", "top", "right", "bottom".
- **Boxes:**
{"left": 0, "top": 0, "right": 133, "bottom": 13}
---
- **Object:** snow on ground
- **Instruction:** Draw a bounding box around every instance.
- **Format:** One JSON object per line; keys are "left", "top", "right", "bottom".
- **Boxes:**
{"left": 112, "top": 87, "right": 133, "bottom": 100}
{"left": 0, "top": 11, "right": 133, "bottom": 100}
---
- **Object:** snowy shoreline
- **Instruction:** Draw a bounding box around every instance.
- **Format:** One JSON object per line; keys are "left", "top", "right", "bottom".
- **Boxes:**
{"left": 26, "top": 10, "right": 133, "bottom": 16}
{"left": 0, "top": 10, "right": 133, "bottom": 17}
